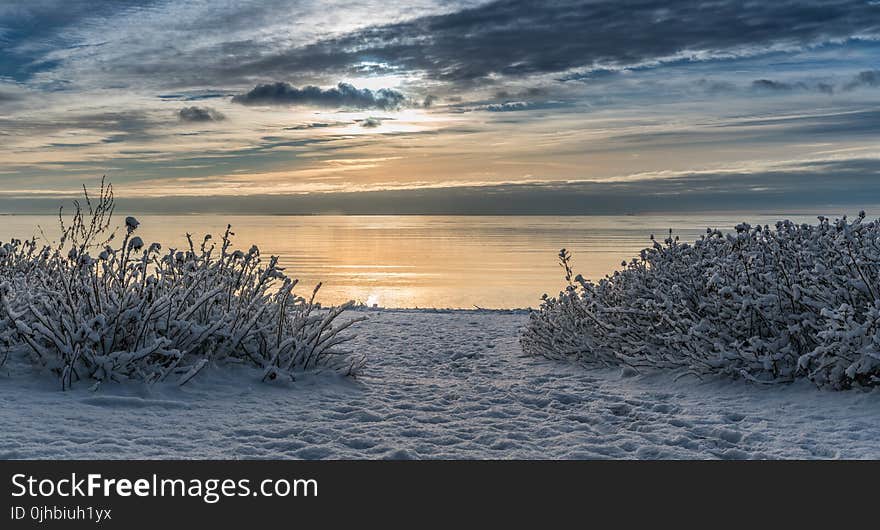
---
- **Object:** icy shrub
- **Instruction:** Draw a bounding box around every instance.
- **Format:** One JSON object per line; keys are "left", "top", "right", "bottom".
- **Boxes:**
{"left": 522, "top": 214, "right": 880, "bottom": 389}
{"left": 0, "top": 181, "right": 365, "bottom": 389}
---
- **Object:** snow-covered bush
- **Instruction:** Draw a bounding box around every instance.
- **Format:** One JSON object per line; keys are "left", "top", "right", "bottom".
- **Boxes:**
{"left": 522, "top": 213, "right": 880, "bottom": 390}
{"left": 0, "top": 180, "right": 365, "bottom": 389}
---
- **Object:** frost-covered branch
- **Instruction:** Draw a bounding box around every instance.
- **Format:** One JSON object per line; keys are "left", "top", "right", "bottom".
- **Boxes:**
{"left": 522, "top": 213, "right": 880, "bottom": 390}
{"left": 0, "top": 181, "right": 366, "bottom": 388}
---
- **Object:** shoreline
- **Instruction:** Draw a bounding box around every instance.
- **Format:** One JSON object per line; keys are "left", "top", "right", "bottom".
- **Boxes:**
{"left": 348, "top": 306, "right": 533, "bottom": 314}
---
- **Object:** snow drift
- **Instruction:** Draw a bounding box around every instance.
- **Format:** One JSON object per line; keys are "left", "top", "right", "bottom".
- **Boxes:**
{"left": 522, "top": 213, "right": 880, "bottom": 389}
{"left": 0, "top": 180, "right": 365, "bottom": 389}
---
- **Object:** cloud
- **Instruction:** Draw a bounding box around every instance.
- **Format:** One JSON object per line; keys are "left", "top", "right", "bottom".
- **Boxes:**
{"left": 749, "top": 70, "right": 880, "bottom": 95}
{"left": 749, "top": 70, "right": 880, "bottom": 96}
{"left": 159, "top": 92, "right": 229, "bottom": 101}
{"left": 5, "top": 1, "right": 880, "bottom": 211}
{"left": 817, "top": 82, "right": 835, "bottom": 95}
{"left": 7, "top": 157, "right": 874, "bottom": 215}
{"left": 24, "top": 1, "right": 879, "bottom": 93}
{"left": 284, "top": 121, "right": 347, "bottom": 130}
{"left": 844, "top": 70, "right": 880, "bottom": 91}
{"left": 483, "top": 101, "right": 530, "bottom": 112}
{"left": 695, "top": 79, "right": 737, "bottom": 94}
{"left": 0, "top": 81, "right": 34, "bottom": 106}
{"left": 0, "top": 1, "right": 163, "bottom": 82}
{"left": 607, "top": 109, "right": 880, "bottom": 149}
{"left": 232, "top": 82, "right": 407, "bottom": 110}
{"left": 239, "top": 0, "right": 880, "bottom": 86}
{"left": 460, "top": 99, "right": 567, "bottom": 113}
{"left": 0, "top": 90, "right": 20, "bottom": 103}
{"left": 752, "top": 79, "right": 802, "bottom": 91}
{"left": 177, "top": 106, "right": 225, "bottom": 122}
{"left": 751, "top": 79, "right": 836, "bottom": 95}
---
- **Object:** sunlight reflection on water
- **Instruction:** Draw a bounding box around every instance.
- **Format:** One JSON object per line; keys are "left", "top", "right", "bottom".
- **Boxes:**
{"left": 0, "top": 213, "right": 863, "bottom": 308}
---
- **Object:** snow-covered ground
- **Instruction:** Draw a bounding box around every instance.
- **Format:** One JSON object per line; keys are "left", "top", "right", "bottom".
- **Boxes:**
{"left": 2, "top": 309, "right": 879, "bottom": 459}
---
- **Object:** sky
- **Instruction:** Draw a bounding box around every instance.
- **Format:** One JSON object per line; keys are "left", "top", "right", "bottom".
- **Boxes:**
{"left": 1, "top": 0, "right": 880, "bottom": 214}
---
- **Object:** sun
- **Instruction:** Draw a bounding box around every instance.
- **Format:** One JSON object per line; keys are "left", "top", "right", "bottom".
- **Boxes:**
{"left": 365, "top": 293, "right": 381, "bottom": 307}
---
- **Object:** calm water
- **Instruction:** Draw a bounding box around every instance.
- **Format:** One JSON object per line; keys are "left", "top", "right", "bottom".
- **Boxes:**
{"left": 0, "top": 213, "right": 858, "bottom": 308}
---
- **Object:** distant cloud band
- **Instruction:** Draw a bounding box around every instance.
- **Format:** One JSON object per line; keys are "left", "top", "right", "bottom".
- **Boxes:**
{"left": 177, "top": 106, "right": 225, "bottom": 122}
{"left": 232, "top": 82, "right": 407, "bottom": 110}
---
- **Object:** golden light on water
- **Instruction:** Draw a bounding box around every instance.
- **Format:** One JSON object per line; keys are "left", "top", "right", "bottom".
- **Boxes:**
{"left": 365, "top": 293, "right": 381, "bottom": 307}
{"left": 0, "top": 212, "right": 848, "bottom": 309}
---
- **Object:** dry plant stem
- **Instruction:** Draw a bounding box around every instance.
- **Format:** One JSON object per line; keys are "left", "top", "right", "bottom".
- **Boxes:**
{"left": 0, "top": 180, "right": 366, "bottom": 389}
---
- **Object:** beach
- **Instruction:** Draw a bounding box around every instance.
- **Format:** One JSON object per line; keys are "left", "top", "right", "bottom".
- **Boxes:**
{"left": 3, "top": 309, "right": 878, "bottom": 460}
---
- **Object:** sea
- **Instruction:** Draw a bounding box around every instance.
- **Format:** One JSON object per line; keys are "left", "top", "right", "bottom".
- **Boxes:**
{"left": 0, "top": 212, "right": 861, "bottom": 308}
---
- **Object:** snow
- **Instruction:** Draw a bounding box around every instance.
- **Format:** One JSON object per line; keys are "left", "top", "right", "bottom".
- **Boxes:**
{"left": 525, "top": 215, "right": 880, "bottom": 389}
{"left": 0, "top": 196, "right": 365, "bottom": 387}
{"left": 2, "top": 309, "right": 879, "bottom": 459}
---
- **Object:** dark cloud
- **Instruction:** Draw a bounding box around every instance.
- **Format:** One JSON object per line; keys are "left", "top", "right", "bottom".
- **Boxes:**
{"left": 159, "top": 92, "right": 229, "bottom": 101}
{"left": 458, "top": 99, "right": 568, "bottom": 113}
{"left": 0, "top": 90, "right": 20, "bottom": 103}
{"left": 350, "top": 62, "right": 398, "bottom": 75}
{"left": 695, "top": 79, "right": 737, "bottom": 94}
{"left": 689, "top": 70, "right": 880, "bottom": 98}
{"left": 0, "top": 1, "right": 159, "bottom": 81}
{"left": 283, "top": 121, "right": 347, "bottom": 130}
{"left": 61, "top": 1, "right": 880, "bottom": 92}
{"left": 752, "top": 79, "right": 805, "bottom": 91}
{"left": 749, "top": 70, "right": 880, "bottom": 96}
{"left": 817, "top": 82, "right": 835, "bottom": 95}
{"left": 46, "top": 142, "right": 98, "bottom": 149}
{"left": 560, "top": 68, "right": 622, "bottom": 82}
{"left": 0, "top": 110, "right": 158, "bottom": 148}
{"left": 844, "top": 70, "right": 880, "bottom": 91}
{"left": 231, "top": 82, "right": 407, "bottom": 110}
{"left": 751, "top": 78, "right": 838, "bottom": 95}
{"left": 233, "top": 1, "right": 880, "bottom": 85}
{"left": 177, "top": 106, "right": 225, "bottom": 122}
{"left": 422, "top": 95, "right": 437, "bottom": 108}
{"left": 484, "top": 101, "right": 530, "bottom": 112}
